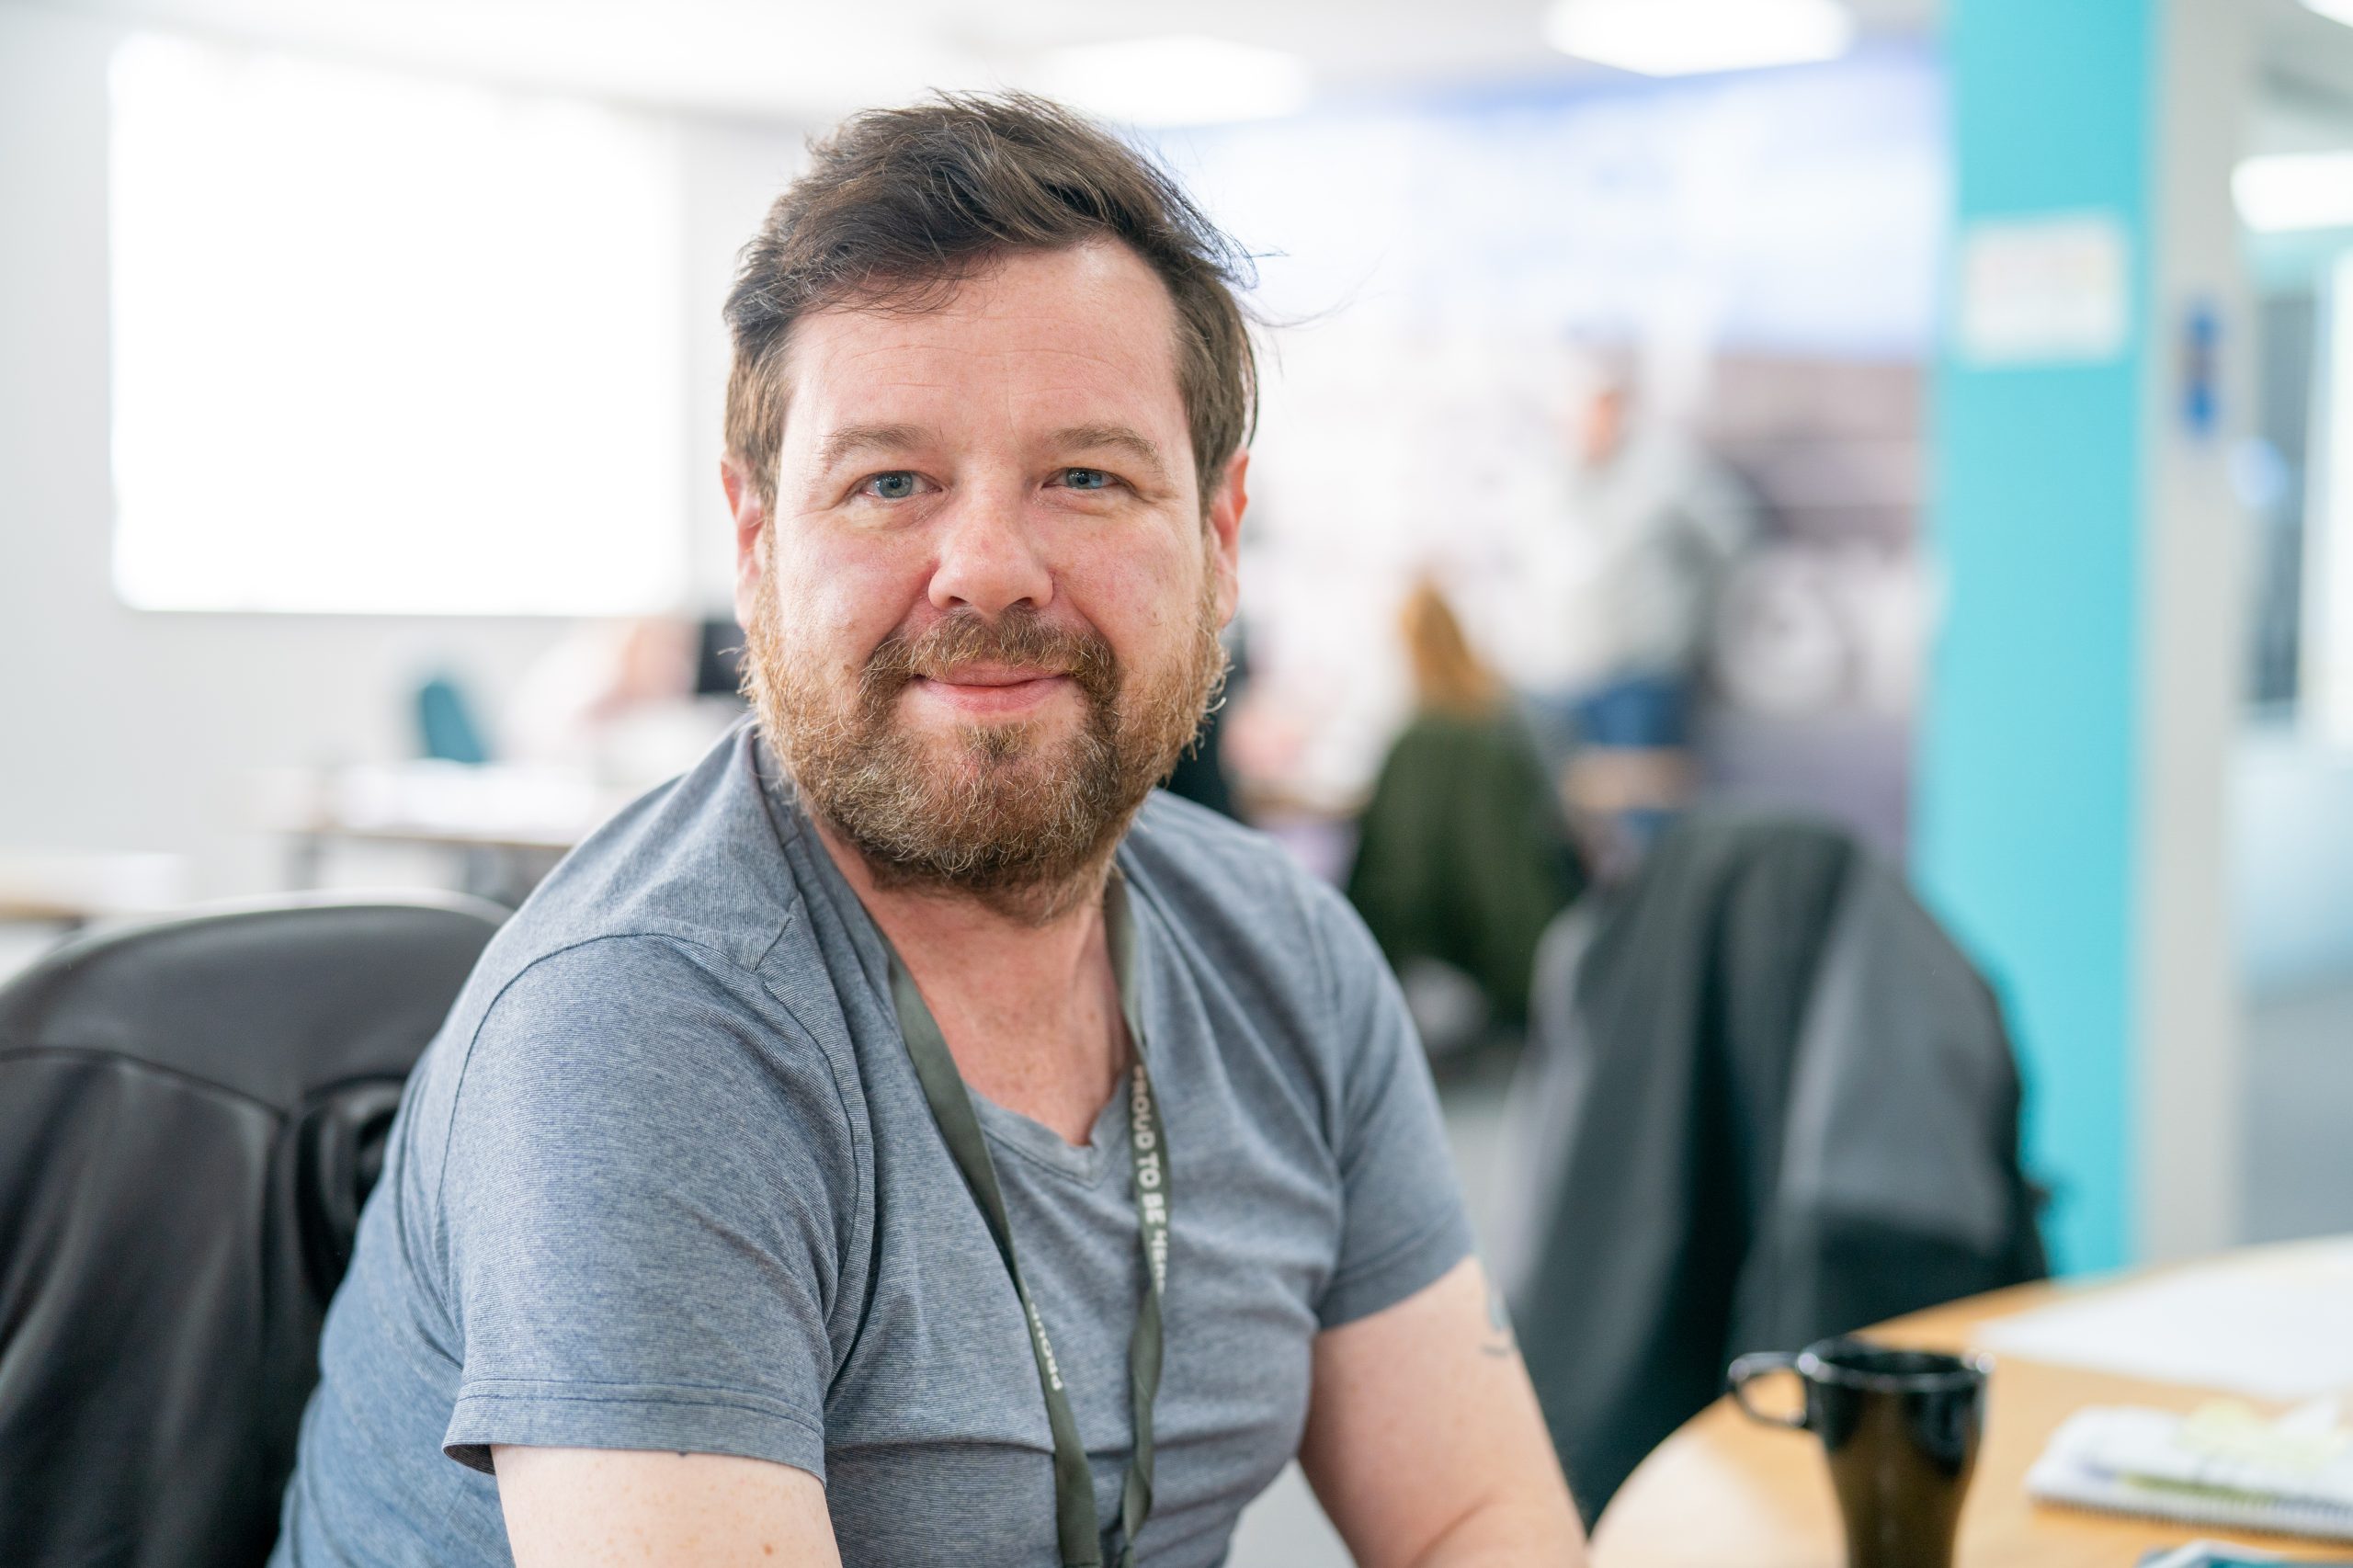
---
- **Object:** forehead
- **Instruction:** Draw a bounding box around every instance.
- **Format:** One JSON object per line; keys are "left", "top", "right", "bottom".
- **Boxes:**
{"left": 779, "top": 242, "right": 1187, "bottom": 452}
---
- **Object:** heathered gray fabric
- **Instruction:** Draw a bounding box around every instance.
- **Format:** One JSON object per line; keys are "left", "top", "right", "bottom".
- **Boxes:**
{"left": 272, "top": 722, "right": 1472, "bottom": 1567}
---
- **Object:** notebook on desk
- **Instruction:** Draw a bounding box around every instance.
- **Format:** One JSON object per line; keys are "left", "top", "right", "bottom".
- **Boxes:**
{"left": 2031, "top": 1403, "right": 2353, "bottom": 1544}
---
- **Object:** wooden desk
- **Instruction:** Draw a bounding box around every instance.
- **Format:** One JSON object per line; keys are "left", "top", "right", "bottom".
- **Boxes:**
{"left": 1592, "top": 1239, "right": 2353, "bottom": 1567}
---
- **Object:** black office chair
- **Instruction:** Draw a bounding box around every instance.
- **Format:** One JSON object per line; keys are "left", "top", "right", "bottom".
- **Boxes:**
{"left": 1500, "top": 814, "right": 2045, "bottom": 1524}
{"left": 0, "top": 893, "right": 505, "bottom": 1568}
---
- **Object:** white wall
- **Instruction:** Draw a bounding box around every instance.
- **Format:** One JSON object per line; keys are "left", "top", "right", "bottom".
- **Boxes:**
{"left": 679, "top": 118, "right": 808, "bottom": 603}
{"left": 0, "top": 5, "right": 802, "bottom": 899}
{"left": 2236, "top": 728, "right": 2353, "bottom": 993}
{"left": 2135, "top": 0, "right": 2256, "bottom": 1261}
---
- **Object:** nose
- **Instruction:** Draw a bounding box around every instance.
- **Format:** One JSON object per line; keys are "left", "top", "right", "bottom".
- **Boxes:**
{"left": 925, "top": 483, "right": 1053, "bottom": 619}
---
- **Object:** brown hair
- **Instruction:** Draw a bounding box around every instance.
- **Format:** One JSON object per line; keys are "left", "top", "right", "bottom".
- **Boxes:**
{"left": 723, "top": 92, "right": 1258, "bottom": 516}
{"left": 1402, "top": 578, "right": 1504, "bottom": 716}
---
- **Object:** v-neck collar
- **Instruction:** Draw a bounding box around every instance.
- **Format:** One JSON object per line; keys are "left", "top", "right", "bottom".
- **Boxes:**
{"left": 970, "top": 1084, "right": 1130, "bottom": 1185}
{"left": 965, "top": 873, "right": 1148, "bottom": 1185}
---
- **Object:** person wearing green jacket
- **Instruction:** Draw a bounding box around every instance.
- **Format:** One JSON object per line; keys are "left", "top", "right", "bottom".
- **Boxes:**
{"left": 1347, "top": 579, "right": 1587, "bottom": 1045}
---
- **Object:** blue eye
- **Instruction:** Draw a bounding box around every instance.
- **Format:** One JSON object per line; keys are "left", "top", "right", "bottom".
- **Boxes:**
{"left": 866, "top": 472, "right": 919, "bottom": 500}
{"left": 1063, "top": 468, "right": 1113, "bottom": 492}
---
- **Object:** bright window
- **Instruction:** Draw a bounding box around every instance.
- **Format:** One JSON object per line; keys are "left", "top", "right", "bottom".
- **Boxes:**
{"left": 108, "top": 36, "right": 688, "bottom": 615}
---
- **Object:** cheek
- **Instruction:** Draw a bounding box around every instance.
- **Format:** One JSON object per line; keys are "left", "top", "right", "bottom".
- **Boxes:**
{"left": 1065, "top": 529, "right": 1203, "bottom": 665}
{"left": 772, "top": 530, "right": 926, "bottom": 673}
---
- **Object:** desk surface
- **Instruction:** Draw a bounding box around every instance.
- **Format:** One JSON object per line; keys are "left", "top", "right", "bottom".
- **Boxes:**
{"left": 1590, "top": 1238, "right": 2353, "bottom": 1567}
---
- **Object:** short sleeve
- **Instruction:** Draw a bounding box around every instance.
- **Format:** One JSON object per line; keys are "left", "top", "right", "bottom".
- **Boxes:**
{"left": 1305, "top": 884, "right": 1478, "bottom": 1329}
{"left": 433, "top": 937, "right": 857, "bottom": 1480}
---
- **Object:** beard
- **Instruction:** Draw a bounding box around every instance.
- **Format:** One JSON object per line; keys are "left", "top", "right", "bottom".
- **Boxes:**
{"left": 744, "top": 568, "right": 1227, "bottom": 924}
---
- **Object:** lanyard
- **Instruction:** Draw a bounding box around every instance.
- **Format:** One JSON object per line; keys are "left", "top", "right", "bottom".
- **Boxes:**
{"left": 884, "top": 881, "right": 1170, "bottom": 1568}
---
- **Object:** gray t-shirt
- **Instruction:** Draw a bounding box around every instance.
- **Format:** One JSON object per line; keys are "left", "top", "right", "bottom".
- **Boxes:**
{"left": 274, "top": 723, "right": 1472, "bottom": 1567}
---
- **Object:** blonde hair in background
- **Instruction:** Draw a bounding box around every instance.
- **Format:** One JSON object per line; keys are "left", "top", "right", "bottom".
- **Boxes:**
{"left": 1401, "top": 577, "right": 1504, "bottom": 717}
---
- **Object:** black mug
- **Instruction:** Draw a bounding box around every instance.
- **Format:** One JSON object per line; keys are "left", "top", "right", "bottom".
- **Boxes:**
{"left": 1727, "top": 1337, "right": 1993, "bottom": 1568}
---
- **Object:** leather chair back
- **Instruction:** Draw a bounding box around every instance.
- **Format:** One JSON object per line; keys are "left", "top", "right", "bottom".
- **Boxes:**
{"left": 0, "top": 894, "right": 503, "bottom": 1567}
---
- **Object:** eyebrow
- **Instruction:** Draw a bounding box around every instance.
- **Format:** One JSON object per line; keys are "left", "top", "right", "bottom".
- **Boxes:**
{"left": 815, "top": 422, "right": 934, "bottom": 472}
{"left": 1052, "top": 425, "right": 1176, "bottom": 490}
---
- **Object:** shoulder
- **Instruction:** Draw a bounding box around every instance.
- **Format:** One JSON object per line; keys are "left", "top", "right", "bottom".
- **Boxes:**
{"left": 422, "top": 722, "right": 835, "bottom": 1094}
{"left": 1395, "top": 709, "right": 1533, "bottom": 768}
{"left": 404, "top": 927, "right": 868, "bottom": 1323}
{"left": 431, "top": 932, "right": 855, "bottom": 1182}
{"left": 404, "top": 729, "right": 868, "bottom": 1206}
{"left": 417, "top": 723, "right": 860, "bottom": 1064}
{"left": 470, "top": 931, "right": 781, "bottom": 1051}
{"left": 1120, "top": 790, "right": 1390, "bottom": 1015}
{"left": 480, "top": 721, "right": 809, "bottom": 980}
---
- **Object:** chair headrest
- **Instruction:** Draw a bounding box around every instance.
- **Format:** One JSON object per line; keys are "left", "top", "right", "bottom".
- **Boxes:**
{"left": 0, "top": 892, "right": 505, "bottom": 1109}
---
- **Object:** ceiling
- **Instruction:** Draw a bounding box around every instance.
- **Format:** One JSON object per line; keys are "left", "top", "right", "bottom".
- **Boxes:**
{"left": 6, "top": 0, "right": 1942, "bottom": 125}
{"left": 16, "top": 0, "right": 2353, "bottom": 140}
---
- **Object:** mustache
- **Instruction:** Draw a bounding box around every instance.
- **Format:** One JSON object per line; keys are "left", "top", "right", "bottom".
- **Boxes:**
{"left": 861, "top": 608, "right": 1118, "bottom": 702}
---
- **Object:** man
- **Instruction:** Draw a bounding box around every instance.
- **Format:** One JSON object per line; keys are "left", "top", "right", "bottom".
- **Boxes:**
{"left": 1541, "top": 350, "right": 1753, "bottom": 737}
{"left": 275, "top": 94, "right": 1582, "bottom": 1567}
{"left": 1522, "top": 353, "right": 1756, "bottom": 868}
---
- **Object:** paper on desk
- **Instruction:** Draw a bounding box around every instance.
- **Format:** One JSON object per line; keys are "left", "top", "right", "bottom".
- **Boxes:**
{"left": 1975, "top": 1241, "right": 2353, "bottom": 1402}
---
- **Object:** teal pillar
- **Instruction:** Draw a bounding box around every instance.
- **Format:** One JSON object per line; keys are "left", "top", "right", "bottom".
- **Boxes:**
{"left": 1918, "top": 2, "right": 2157, "bottom": 1274}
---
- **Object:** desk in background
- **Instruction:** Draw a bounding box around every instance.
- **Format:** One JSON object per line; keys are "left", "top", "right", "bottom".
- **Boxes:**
{"left": 262, "top": 762, "right": 635, "bottom": 902}
{"left": 0, "top": 850, "right": 191, "bottom": 985}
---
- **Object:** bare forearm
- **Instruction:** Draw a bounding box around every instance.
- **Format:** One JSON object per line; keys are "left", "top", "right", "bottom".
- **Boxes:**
{"left": 1404, "top": 1492, "right": 1586, "bottom": 1568}
{"left": 1302, "top": 1260, "right": 1586, "bottom": 1568}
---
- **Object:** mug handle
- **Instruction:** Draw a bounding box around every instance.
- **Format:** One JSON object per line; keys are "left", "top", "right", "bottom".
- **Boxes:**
{"left": 1727, "top": 1352, "right": 1810, "bottom": 1431}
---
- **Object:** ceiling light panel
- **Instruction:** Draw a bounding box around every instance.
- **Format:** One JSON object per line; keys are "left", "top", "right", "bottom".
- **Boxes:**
{"left": 1543, "top": 0, "right": 1856, "bottom": 77}
{"left": 2234, "top": 152, "right": 2353, "bottom": 233}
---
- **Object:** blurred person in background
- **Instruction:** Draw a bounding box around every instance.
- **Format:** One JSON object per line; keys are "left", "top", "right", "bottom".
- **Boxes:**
{"left": 271, "top": 94, "right": 1580, "bottom": 1568}
{"left": 1535, "top": 352, "right": 1756, "bottom": 866}
{"left": 1348, "top": 577, "right": 1586, "bottom": 1060}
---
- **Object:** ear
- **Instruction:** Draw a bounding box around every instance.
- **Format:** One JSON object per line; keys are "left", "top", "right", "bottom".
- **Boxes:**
{"left": 1203, "top": 450, "right": 1247, "bottom": 630}
{"left": 722, "top": 456, "right": 767, "bottom": 631}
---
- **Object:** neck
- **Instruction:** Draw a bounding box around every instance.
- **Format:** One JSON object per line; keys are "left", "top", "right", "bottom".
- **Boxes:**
{"left": 811, "top": 814, "right": 1127, "bottom": 1142}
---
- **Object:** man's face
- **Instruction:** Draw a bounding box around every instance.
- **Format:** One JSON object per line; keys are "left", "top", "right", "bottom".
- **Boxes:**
{"left": 732, "top": 241, "right": 1245, "bottom": 917}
